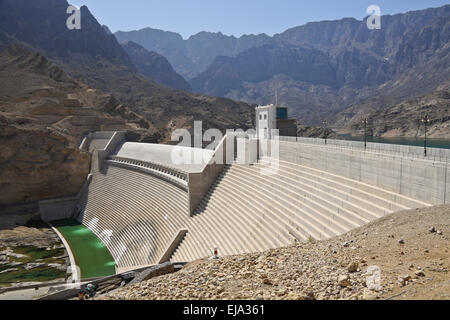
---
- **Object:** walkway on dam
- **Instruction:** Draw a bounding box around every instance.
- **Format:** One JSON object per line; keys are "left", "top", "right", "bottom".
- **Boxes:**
{"left": 114, "top": 142, "right": 214, "bottom": 173}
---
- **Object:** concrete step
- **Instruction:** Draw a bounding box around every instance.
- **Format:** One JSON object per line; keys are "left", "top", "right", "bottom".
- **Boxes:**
{"left": 262, "top": 157, "right": 430, "bottom": 209}
{"left": 232, "top": 164, "right": 371, "bottom": 228}
{"left": 258, "top": 159, "right": 396, "bottom": 217}
{"left": 220, "top": 165, "right": 340, "bottom": 240}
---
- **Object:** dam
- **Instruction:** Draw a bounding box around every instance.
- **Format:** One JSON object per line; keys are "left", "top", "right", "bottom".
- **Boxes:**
{"left": 38, "top": 130, "right": 450, "bottom": 274}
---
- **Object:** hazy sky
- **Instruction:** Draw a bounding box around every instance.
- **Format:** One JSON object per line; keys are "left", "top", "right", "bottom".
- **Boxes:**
{"left": 72, "top": 0, "right": 449, "bottom": 38}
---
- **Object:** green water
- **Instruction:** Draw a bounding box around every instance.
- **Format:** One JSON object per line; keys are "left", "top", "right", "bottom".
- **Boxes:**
{"left": 0, "top": 245, "right": 68, "bottom": 287}
{"left": 338, "top": 135, "right": 450, "bottom": 150}
{"left": 52, "top": 219, "right": 116, "bottom": 279}
{"left": 0, "top": 266, "right": 67, "bottom": 286}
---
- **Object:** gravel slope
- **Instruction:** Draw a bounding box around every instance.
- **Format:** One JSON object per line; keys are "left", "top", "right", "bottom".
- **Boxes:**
{"left": 101, "top": 205, "right": 449, "bottom": 300}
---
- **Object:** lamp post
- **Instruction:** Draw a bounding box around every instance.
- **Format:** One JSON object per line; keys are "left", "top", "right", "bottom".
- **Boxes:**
{"left": 363, "top": 118, "right": 368, "bottom": 150}
{"left": 421, "top": 114, "right": 431, "bottom": 157}
{"left": 322, "top": 120, "right": 328, "bottom": 145}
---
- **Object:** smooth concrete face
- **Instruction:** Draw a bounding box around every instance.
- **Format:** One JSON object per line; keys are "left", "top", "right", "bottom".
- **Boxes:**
{"left": 39, "top": 198, "right": 77, "bottom": 222}
{"left": 187, "top": 136, "right": 228, "bottom": 215}
{"left": 235, "top": 138, "right": 258, "bottom": 165}
{"left": 115, "top": 142, "right": 214, "bottom": 173}
{"left": 276, "top": 140, "right": 446, "bottom": 205}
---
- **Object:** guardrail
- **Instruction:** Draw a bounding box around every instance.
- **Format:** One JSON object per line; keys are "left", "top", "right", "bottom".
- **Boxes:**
{"left": 277, "top": 136, "right": 450, "bottom": 163}
{"left": 109, "top": 156, "right": 188, "bottom": 182}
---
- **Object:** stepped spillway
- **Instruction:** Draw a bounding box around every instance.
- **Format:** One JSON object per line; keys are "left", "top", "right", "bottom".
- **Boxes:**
{"left": 76, "top": 148, "right": 430, "bottom": 269}
{"left": 171, "top": 157, "right": 429, "bottom": 262}
{"left": 77, "top": 162, "right": 191, "bottom": 270}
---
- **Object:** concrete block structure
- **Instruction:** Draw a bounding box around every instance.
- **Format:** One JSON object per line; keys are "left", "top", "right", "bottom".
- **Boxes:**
{"left": 256, "top": 104, "right": 297, "bottom": 139}
{"left": 40, "top": 131, "right": 448, "bottom": 273}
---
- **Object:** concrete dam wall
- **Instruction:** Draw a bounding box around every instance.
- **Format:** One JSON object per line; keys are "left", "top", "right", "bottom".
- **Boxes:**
{"left": 40, "top": 132, "right": 444, "bottom": 272}
{"left": 273, "top": 137, "right": 449, "bottom": 205}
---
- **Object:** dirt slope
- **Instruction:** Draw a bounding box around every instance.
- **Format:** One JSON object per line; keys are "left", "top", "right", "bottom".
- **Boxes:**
{"left": 101, "top": 205, "right": 449, "bottom": 300}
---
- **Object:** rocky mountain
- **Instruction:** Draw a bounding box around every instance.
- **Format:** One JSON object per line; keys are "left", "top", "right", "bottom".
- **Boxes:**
{"left": 188, "top": 5, "right": 450, "bottom": 129}
{"left": 114, "top": 28, "right": 271, "bottom": 79}
{"left": 0, "top": 0, "right": 255, "bottom": 217}
{"left": 335, "top": 82, "right": 450, "bottom": 138}
{"left": 0, "top": 0, "right": 254, "bottom": 138}
{"left": 297, "top": 125, "right": 337, "bottom": 139}
{"left": 0, "top": 0, "right": 134, "bottom": 68}
{"left": 114, "top": 5, "right": 450, "bottom": 136}
{"left": 190, "top": 44, "right": 338, "bottom": 97}
{"left": 121, "top": 41, "right": 191, "bottom": 91}
{"left": 0, "top": 44, "right": 153, "bottom": 210}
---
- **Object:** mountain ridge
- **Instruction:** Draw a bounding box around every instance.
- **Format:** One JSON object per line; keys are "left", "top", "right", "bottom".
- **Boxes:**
{"left": 114, "top": 5, "right": 449, "bottom": 135}
{"left": 0, "top": 0, "right": 255, "bottom": 139}
{"left": 0, "top": 43, "right": 154, "bottom": 209}
{"left": 0, "top": 0, "right": 255, "bottom": 214}
{"left": 121, "top": 41, "right": 192, "bottom": 91}
{"left": 188, "top": 5, "right": 450, "bottom": 131}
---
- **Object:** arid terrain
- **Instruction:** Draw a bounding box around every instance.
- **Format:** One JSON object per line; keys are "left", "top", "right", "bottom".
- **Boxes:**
{"left": 100, "top": 205, "right": 449, "bottom": 300}
{"left": 0, "top": 221, "right": 69, "bottom": 289}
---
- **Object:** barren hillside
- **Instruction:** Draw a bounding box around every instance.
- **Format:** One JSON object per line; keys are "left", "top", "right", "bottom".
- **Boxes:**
{"left": 101, "top": 205, "right": 449, "bottom": 300}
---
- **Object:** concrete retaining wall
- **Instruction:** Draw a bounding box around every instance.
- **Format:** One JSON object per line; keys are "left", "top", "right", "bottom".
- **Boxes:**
{"left": 272, "top": 140, "right": 449, "bottom": 205}
{"left": 158, "top": 229, "right": 188, "bottom": 264}
{"left": 39, "top": 197, "right": 79, "bottom": 222}
{"left": 79, "top": 131, "right": 116, "bottom": 151}
{"left": 236, "top": 137, "right": 258, "bottom": 165}
{"left": 97, "top": 131, "right": 126, "bottom": 171}
{"left": 187, "top": 134, "right": 261, "bottom": 215}
{"left": 39, "top": 175, "right": 93, "bottom": 222}
{"left": 187, "top": 136, "right": 228, "bottom": 215}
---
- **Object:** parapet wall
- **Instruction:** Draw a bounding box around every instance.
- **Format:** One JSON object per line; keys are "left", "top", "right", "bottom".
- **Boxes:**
{"left": 284, "top": 136, "right": 450, "bottom": 161}
{"left": 187, "top": 134, "right": 259, "bottom": 215}
{"left": 268, "top": 139, "right": 449, "bottom": 205}
{"left": 188, "top": 135, "right": 227, "bottom": 215}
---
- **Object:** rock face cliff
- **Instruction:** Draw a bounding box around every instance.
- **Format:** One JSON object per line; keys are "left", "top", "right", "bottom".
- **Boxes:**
{"left": 121, "top": 41, "right": 192, "bottom": 91}
{"left": 188, "top": 6, "right": 450, "bottom": 128}
{"left": 335, "top": 83, "right": 450, "bottom": 138}
{"left": 0, "top": 44, "right": 152, "bottom": 217}
{"left": 0, "top": 116, "right": 90, "bottom": 206}
{"left": 0, "top": 0, "right": 255, "bottom": 140}
{"left": 115, "top": 28, "right": 271, "bottom": 80}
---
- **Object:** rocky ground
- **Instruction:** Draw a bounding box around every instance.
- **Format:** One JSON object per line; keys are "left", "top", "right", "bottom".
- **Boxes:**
{"left": 0, "top": 221, "right": 70, "bottom": 288}
{"left": 0, "top": 220, "right": 60, "bottom": 248}
{"left": 100, "top": 205, "right": 449, "bottom": 300}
